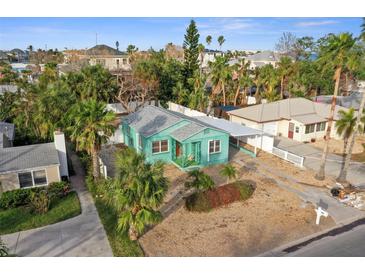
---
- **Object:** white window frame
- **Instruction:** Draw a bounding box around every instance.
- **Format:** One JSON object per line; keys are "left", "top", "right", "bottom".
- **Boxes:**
{"left": 209, "top": 140, "right": 221, "bottom": 154}
{"left": 18, "top": 169, "right": 49, "bottom": 189}
{"left": 151, "top": 140, "right": 169, "bottom": 154}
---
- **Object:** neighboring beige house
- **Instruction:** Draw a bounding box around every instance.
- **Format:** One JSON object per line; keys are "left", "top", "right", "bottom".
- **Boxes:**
{"left": 227, "top": 98, "right": 350, "bottom": 142}
{"left": 62, "top": 44, "right": 131, "bottom": 71}
{"left": 229, "top": 50, "right": 284, "bottom": 70}
{"left": 201, "top": 49, "right": 224, "bottom": 69}
{"left": 0, "top": 130, "right": 69, "bottom": 192}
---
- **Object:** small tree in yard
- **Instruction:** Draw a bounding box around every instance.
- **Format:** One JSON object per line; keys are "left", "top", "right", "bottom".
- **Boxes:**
{"left": 105, "top": 148, "right": 168, "bottom": 241}
{"left": 219, "top": 164, "right": 237, "bottom": 184}
{"left": 185, "top": 169, "right": 215, "bottom": 192}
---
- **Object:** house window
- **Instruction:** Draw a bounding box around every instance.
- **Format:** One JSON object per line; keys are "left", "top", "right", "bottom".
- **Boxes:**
{"left": 209, "top": 140, "right": 221, "bottom": 154}
{"left": 305, "top": 124, "right": 315, "bottom": 134}
{"left": 33, "top": 170, "right": 47, "bottom": 186}
{"left": 152, "top": 140, "right": 168, "bottom": 154}
{"left": 295, "top": 126, "right": 299, "bottom": 133}
{"left": 18, "top": 172, "right": 33, "bottom": 188}
{"left": 122, "top": 58, "right": 127, "bottom": 65}
{"left": 18, "top": 169, "right": 48, "bottom": 188}
{"left": 316, "top": 122, "right": 326, "bottom": 132}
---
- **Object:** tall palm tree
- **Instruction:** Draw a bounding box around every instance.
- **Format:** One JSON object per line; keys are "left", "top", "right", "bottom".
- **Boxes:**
{"left": 360, "top": 18, "right": 365, "bottom": 42}
{"left": 206, "top": 35, "right": 212, "bottom": 47}
{"left": 315, "top": 33, "right": 356, "bottom": 180}
{"left": 260, "top": 64, "right": 280, "bottom": 102}
{"left": 253, "top": 66, "right": 263, "bottom": 104}
{"left": 277, "top": 56, "right": 293, "bottom": 99}
{"left": 338, "top": 81, "right": 365, "bottom": 184}
{"left": 67, "top": 99, "right": 116, "bottom": 179}
{"left": 115, "top": 41, "right": 119, "bottom": 51}
{"left": 198, "top": 43, "right": 205, "bottom": 75}
{"left": 233, "top": 61, "right": 252, "bottom": 106}
{"left": 209, "top": 55, "right": 231, "bottom": 106}
{"left": 335, "top": 108, "right": 357, "bottom": 182}
{"left": 218, "top": 35, "right": 225, "bottom": 51}
{"left": 105, "top": 148, "right": 168, "bottom": 240}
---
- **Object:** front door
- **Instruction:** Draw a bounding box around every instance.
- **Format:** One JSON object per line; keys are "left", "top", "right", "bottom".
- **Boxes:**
{"left": 191, "top": 142, "right": 201, "bottom": 164}
{"left": 176, "top": 141, "right": 182, "bottom": 157}
{"left": 288, "top": 122, "right": 294, "bottom": 139}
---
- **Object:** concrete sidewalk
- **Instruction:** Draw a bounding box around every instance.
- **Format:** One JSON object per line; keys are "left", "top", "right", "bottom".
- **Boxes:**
{"left": 2, "top": 152, "right": 113, "bottom": 257}
{"left": 275, "top": 137, "right": 365, "bottom": 188}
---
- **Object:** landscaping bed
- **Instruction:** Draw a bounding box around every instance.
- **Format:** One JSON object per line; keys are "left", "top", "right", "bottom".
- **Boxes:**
{"left": 186, "top": 180, "right": 255, "bottom": 212}
{"left": 139, "top": 162, "right": 335, "bottom": 256}
{"left": 0, "top": 191, "right": 81, "bottom": 235}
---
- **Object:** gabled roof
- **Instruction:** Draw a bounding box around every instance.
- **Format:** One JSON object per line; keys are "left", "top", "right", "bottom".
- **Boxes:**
{"left": 0, "top": 142, "right": 59, "bottom": 174}
{"left": 86, "top": 44, "right": 126, "bottom": 56}
{"left": 124, "top": 105, "right": 227, "bottom": 139}
{"left": 228, "top": 97, "right": 350, "bottom": 124}
{"left": 246, "top": 51, "right": 282, "bottom": 62}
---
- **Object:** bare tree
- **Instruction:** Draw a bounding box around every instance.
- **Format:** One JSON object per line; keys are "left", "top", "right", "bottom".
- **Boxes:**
{"left": 275, "top": 32, "right": 297, "bottom": 55}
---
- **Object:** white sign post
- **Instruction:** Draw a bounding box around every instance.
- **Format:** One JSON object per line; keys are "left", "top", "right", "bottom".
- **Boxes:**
{"left": 315, "top": 207, "right": 329, "bottom": 225}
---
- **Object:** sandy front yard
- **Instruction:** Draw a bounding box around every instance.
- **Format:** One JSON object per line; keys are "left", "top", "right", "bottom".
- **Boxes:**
{"left": 310, "top": 135, "right": 365, "bottom": 154}
{"left": 139, "top": 162, "right": 335, "bottom": 256}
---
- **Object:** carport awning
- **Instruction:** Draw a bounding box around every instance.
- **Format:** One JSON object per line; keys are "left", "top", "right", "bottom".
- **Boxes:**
{"left": 194, "top": 116, "right": 263, "bottom": 137}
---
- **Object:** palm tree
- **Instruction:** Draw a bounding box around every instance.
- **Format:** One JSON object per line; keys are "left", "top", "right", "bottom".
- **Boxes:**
{"left": 315, "top": 33, "right": 356, "bottom": 180}
{"left": 219, "top": 164, "right": 237, "bottom": 184}
{"left": 277, "top": 56, "right": 293, "bottom": 99}
{"left": 209, "top": 55, "right": 232, "bottom": 106}
{"left": 260, "top": 64, "right": 280, "bottom": 102}
{"left": 233, "top": 61, "right": 252, "bottom": 106}
{"left": 253, "top": 66, "right": 263, "bottom": 104}
{"left": 198, "top": 43, "right": 205, "bottom": 75}
{"left": 105, "top": 148, "right": 168, "bottom": 240}
{"left": 335, "top": 108, "right": 357, "bottom": 182}
{"left": 67, "top": 99, "right": 116, "bottom": 179}
{"left": 206, "top": 35, "right": 212, "bottom": 47}
{"left": 115, "top": 41, "right": 119, "bottom": 51}
{"left": 218, "top": 35, "right": 225, "bottom": 51}
{"left": 337, "top": 81, "right": 365, "bottom": 184}
{"left": 360, "top": 18, "right": 365, "bottom": 41}
{"left": 185, "top": 169, "right": 215, "bottom": 191}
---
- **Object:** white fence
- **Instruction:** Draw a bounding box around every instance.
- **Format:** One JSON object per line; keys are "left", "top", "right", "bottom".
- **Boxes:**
{"left": 272, "top": 146, "right": 304, "bottom": 167}
{"left": 168, "top": 102, "right": 208, "bottom": 117}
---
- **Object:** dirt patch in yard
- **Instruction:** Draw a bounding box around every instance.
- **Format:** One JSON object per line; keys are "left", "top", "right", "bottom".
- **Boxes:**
{"left": 310, "top": 136, "right": 365, "bottom": 155}
{"left": 139, "top": 166, "right": 335, "bottom": 256}
{"left": 252, "top": 151, "right": 336, "bottom": 189}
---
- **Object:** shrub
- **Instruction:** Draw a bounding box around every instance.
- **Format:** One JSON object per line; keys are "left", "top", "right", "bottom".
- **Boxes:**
{"left": 29, "top": 190, "right": 51, "bottom": 214}
{"left": 48, "top": 181, "right": 71, "bottom": 198}
{"left": 185, "top": 180, "right": 255, "bottom": 212}
{"left": 0, "top": 181, "right": 71, "bottom": 210}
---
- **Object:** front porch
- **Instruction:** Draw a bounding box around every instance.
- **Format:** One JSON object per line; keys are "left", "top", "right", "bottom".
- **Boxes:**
{"left": 171, "top": 139, "right": 202, "bottom": 170}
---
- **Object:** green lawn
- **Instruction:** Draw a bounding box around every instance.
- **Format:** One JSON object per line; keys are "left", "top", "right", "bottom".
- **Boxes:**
{"left": 0, "top": 191, "right": 81, "bottom": 235}
{"left": 93, "top": 197, "right": 144, "bottom": 257}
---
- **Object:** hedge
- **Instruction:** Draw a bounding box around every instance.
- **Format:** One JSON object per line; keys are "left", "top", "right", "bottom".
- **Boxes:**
{"left": 0, "top": 181, "right": 71, "bottom": 210}
{"left": 185, "top": 180, "right": 255, "bottom": 212}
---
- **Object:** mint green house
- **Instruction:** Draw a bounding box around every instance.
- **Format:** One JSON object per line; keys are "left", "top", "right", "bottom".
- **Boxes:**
{"left": 122, "top": 105, "right": 229, "bottom": 169}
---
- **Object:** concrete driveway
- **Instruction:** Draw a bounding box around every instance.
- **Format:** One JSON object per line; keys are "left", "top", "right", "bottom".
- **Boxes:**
{"left": 2, "top": 152, "right": 113, "bottom": 257}
{"left": 274, "top": 137, "right": 365, "bottom": 188}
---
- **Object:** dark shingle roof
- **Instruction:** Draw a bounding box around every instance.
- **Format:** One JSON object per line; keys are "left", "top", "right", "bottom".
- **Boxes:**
{"left": 0, "top": 143, "right": 59, "bottom": 173}
{"left": 86, "top": 44, "right": 126, "bottom": 56}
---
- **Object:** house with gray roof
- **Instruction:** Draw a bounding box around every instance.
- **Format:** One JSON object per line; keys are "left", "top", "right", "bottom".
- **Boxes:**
{"left": 0, "top": 131, "right": 69, "bottom": 192}
{"left": 84, "top": 44, "right": 130, "bottom": 71}
{"left": 121, "top": 105, "right": 229, "bottom": 170}
{"left": 314, "top": 91, "right": 363, "bottom": 110}
{"left": 228, "top": 97, "right": 350, "bottom": 142}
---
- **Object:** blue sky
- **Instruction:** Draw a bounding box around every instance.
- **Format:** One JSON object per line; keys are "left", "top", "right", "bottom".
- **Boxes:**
{"left": 0, "top": 17, "right": 362, "bottom": 51}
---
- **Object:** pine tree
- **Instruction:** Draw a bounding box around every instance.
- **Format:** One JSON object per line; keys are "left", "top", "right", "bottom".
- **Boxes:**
{"left": 183, "top": 20, "right": 200, "bottom": 84}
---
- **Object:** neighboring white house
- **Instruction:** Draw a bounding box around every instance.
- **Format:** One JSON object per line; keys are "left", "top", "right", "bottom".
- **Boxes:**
{"left": 229, "top": 51, "right": 284, "bottom": 70}
{"left": 227, "top": 97, "right": 350, "bottom": 142}
{"left": 200, "top": 49, "right": 224, "bottom": 69}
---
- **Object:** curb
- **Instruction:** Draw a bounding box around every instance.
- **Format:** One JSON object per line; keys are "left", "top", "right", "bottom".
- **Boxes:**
{"left": 258, "top": 215, "right": 365, "bottom": 256}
